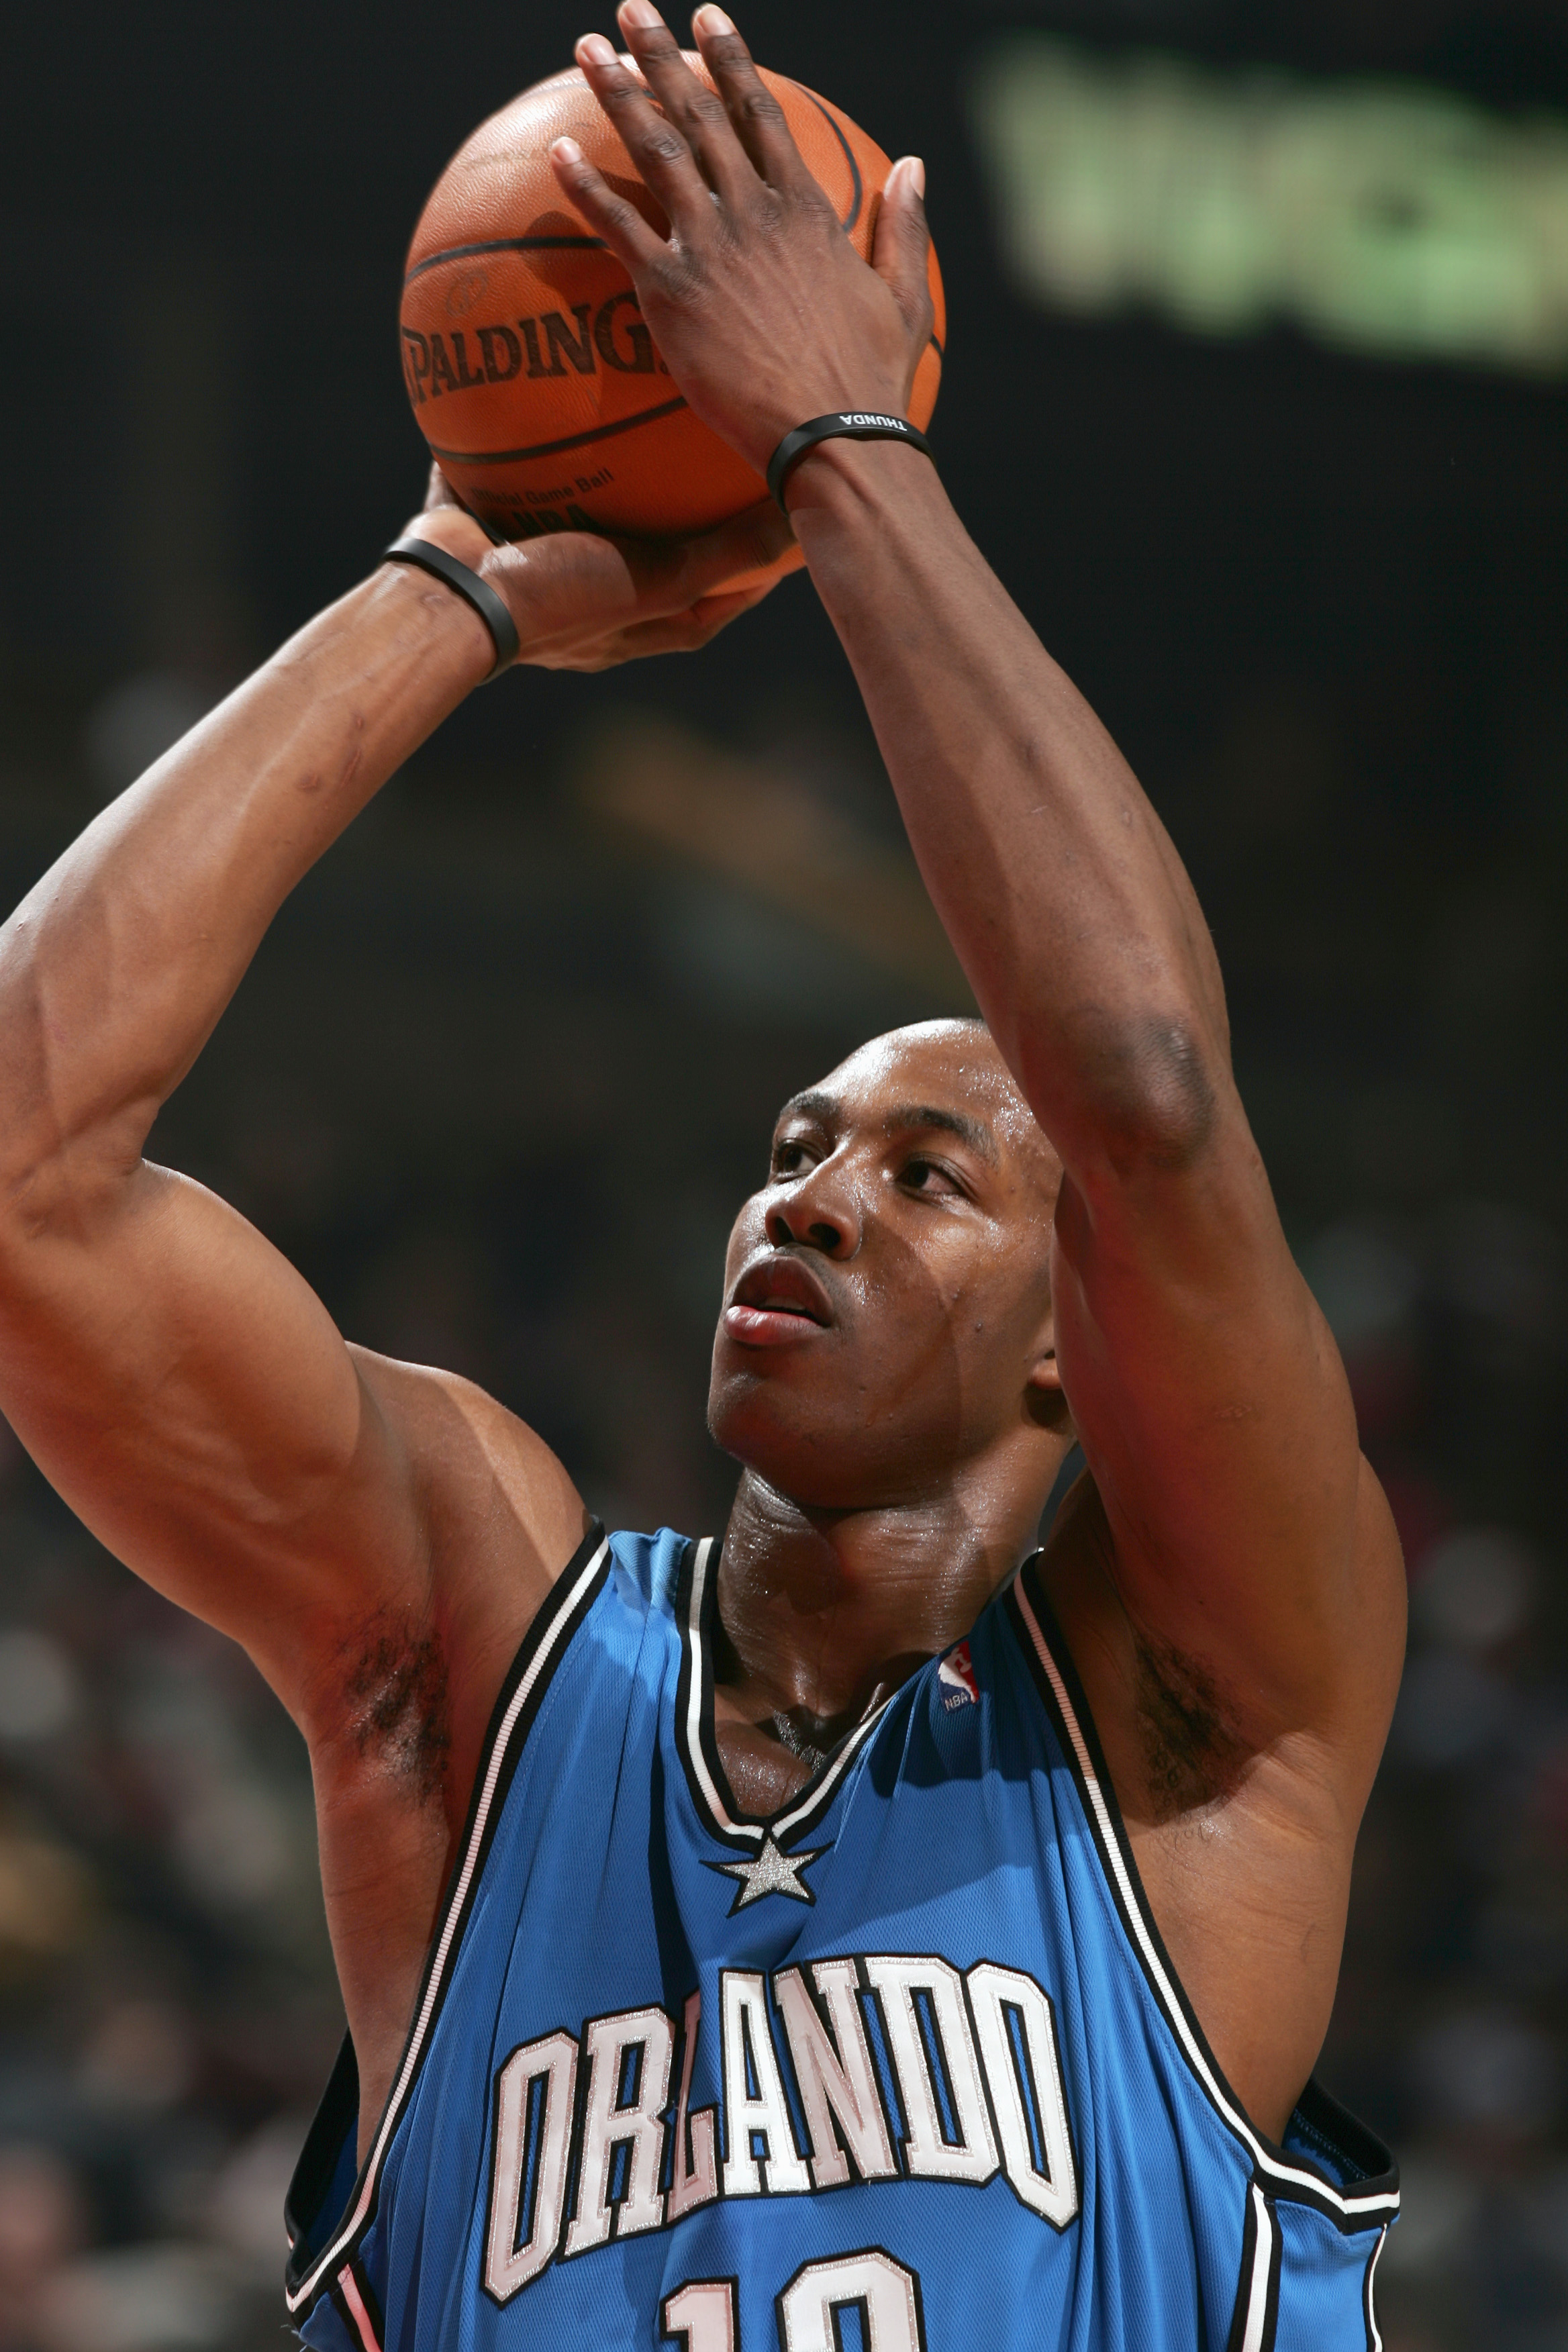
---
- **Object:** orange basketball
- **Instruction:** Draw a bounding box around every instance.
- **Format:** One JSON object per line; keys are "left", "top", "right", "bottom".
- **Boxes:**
{"left": 399, "top": 58, "right": 945, "bottom": 546}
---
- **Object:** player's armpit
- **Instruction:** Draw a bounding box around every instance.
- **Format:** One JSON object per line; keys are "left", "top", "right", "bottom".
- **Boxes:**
{"left": 1047, "top": 1085, "right": 1406, "bottom": 1767}
{"left": 0, "top": 1157, "right": 583, "bottom": 1730}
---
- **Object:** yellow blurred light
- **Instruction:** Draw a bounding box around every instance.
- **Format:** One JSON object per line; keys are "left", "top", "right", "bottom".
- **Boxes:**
{"left": 969, "top": 38, "right": 1568, "bottom": 374}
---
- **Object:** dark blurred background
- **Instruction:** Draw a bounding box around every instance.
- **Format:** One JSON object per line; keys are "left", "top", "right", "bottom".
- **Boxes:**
{"left": 0, "top": 1, "right": 1565, "bottom": 2345}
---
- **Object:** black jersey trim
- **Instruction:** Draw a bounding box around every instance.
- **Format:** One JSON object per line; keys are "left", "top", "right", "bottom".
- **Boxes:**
{"left": 1007, "top": 1563, "right": 1400, "bottom": 2229}
{"left": 328, "top": 2255, "right": 386, "bottom": 2352}
{"left": 285, "top": 2029, "right": 358, "bottom": 2258}
{"left": 1289, "top": 2075, "right": 1398, "bottom": 2186}
{"left": 673, "top": 1533, "right": 892, "bottom": 1852}
{"left": 284, "top": 1523, "right": 614, "bottom": 2314}
{"left": 1224, "top": 2183, "right": 1279, "bottom": 2352}
{"left": 1363, "top": 2222, "right": 1389, "bottom": 2351}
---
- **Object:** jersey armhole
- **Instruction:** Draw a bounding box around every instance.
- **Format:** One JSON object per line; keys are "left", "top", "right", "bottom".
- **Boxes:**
{"left": 283, "top": 1520, "right": 613, "bottom": 2318}
{"left": 1006, "top": 1561, "right": 1400, "bottom": 2231}
{"left": 286, "top": 2032, "right": 360, "bottom": 2269}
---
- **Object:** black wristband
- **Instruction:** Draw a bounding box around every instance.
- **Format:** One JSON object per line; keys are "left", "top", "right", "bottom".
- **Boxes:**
{"left": 383, "top": 534, "right": 520, "bottom": 679}
{"left": 766, "top": 411, "right": 934, "bottom": 511}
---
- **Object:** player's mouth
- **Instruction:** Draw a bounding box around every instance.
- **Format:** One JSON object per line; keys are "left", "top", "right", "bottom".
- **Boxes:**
{"left": 722, "top": 1255, "right": 836, "bottom": 1348}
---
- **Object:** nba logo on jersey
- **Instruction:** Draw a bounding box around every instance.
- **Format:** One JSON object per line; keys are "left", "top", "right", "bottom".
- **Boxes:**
{"left": 938, "top": 1640, "right": 978, "bottom": 1708}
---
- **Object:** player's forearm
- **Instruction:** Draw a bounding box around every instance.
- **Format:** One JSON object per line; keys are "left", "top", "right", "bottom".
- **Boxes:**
{"left": 789, "top": 440, "right": 1232, "bottom": 1175}
{"left": 0, "top": 565, "right": 489, "bottom": 1216}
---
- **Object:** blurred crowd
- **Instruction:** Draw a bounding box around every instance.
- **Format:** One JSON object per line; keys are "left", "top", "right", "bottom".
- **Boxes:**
{"left": 1312, "top": 1206, "right": 1568, "bottom": 2349}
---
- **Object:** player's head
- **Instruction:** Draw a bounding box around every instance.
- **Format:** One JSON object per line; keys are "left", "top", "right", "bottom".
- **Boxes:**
{"left": 708, "top": 1019, "right": 1071, "bottom": 1517}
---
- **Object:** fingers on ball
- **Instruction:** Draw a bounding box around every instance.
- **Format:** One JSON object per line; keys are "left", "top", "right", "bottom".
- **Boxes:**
{"left": 611, "top": 6, "right": 756, "bottom": 207}
{"left": 550, "top": 134, "right": 665, "bottom": 267}
{"left": 579, "top": 48, "right": 713, "bottom": 220}
{"left": 691, "top": 19, "right": 805, "bottom": 188}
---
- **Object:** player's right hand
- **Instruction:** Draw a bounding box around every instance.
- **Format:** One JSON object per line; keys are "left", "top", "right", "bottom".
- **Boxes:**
{"left": 409, "top": 462, "right": 797, "bottom": 672}
{"left": 551, "top": 4, "right": 934, "bottom": 483}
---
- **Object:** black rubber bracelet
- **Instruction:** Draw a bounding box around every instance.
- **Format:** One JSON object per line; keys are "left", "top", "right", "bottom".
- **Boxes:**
{"left": 383, "top": 534, "right": 520, "bottom": 679}
{"left": 766, "top": 411, "right": 935, "bottom": 510}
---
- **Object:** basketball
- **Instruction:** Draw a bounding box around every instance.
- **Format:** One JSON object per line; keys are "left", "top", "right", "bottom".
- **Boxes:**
{"left": 399, "top": 58, "right": 946, "bottom": 548}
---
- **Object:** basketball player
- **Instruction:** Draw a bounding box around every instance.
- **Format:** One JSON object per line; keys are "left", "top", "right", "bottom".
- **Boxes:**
{"left": 0, "top": 7, "right": 1405, "bottom": 2347}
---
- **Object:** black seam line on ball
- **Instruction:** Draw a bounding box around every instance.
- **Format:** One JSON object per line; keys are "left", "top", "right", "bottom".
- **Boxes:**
{"left": 426, "top": 394, "right": 689, "bottom": 466}
{"left": 404, "top": 233, "right": 610, "bottom": 285}
{"left": 796, "top": 86, "right": 863, "bottom": 234}
{"left": 405, "top": 93, "right": 862, "bottom": 288}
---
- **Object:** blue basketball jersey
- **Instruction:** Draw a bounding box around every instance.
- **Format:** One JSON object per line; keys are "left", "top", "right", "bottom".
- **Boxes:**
{"left": 285, "top": 1524, "right": 1398, "bottom": 2352}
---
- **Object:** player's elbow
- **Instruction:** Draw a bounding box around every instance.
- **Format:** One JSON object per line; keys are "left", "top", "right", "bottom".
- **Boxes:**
{"left": 1067, "top": 1007, "right": 1223, "bottom": 1178}
{"left": 0, "top": 1021, "right": 149, "bottom": 1260}
{"left": 0, "top": 1110, "right": 149, "bottom": 1284}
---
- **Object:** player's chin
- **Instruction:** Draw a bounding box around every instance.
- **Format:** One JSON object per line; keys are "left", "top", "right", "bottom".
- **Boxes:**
{"left": 707, "top": 1363, "right": 958, "bottom": 1510}
{"left": 707, "top": 1359, "right": 861, "bottom": 1480}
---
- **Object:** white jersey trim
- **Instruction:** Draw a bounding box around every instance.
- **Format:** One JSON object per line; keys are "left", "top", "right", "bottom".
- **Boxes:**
{"left": 678, "top": 1533, "right": 892, "bottom": 1849}
{"left": 336, "top": 2261, "right": 383, "bottom": 2352}
{"left": 1364, "top": 2224, "right": 1388, "bottom": 2351}
{"left": 285, "top": 1531, "right": 612, "bottom": 2315}
{"left": 1231, "top": 2185, "right": 1277, "bottom": 2352}
{"left": 1011, "top": 1570, "right": 1400, "bottom": 2226}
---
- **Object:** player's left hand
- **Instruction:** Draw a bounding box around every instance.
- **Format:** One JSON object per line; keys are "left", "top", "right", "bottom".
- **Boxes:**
{"left": 552, "top": 4, "right": 934, "bottom": 478}
{"left": 411, "top": 462, "right": 796, "bottom": 673}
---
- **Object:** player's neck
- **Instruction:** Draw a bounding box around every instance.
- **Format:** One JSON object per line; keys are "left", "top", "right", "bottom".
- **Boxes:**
{"left": 711, "top": 1462, "right": 1057, "bottom": 1744}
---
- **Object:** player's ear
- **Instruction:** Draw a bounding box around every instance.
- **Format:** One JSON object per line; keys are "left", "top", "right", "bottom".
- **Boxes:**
{"left": 1025, "top": 1336, "right": 1073, "bottom": 1432}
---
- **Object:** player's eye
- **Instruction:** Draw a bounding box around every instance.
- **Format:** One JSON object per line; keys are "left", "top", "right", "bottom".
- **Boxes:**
{"left": 770, "top": 1140, "right": 816, "bottom": 1180}
{"left": 900, "top": 1155, "right": 962, "bottom": 1197}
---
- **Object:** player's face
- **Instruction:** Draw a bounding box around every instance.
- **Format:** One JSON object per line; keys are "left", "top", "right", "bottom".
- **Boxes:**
{"left": 707, "top": 1023, "right": 1065, "bottom": 1510}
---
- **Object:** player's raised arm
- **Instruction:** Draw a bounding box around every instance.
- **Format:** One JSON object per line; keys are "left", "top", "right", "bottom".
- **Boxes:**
{"left": 560, "top": 7, "right": 1404, "bottom": 1777}
{"left": 0, "top": 492, "right": 786, "bottom": 1720}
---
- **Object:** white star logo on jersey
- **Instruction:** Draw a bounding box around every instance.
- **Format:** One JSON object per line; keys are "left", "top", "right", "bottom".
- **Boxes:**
{"left": 706, "top": 1830, "right": 826, "bottom": 1913}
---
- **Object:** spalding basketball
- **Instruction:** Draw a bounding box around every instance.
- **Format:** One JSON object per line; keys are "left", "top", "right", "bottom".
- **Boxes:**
{"left": 399, "top": 59, "right": 945, "bottom": 544}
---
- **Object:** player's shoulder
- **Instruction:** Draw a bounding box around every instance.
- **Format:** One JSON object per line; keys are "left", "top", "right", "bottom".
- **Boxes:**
{"left": 346, "top": 1343, "right": 587, "bottom": 1614}
{"left": 344, "top": 1345, "right": 703, "bottom": 1644}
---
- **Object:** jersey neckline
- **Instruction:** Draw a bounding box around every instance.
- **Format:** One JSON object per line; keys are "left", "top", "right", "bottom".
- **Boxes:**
{"left": 671, "top": 1531, "right": 896, "bottom": 1852}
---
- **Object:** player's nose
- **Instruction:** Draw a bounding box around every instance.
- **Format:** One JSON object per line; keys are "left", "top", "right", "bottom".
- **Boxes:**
{"left": 763, "top": 1165, "right": 862, "bottom": 1259}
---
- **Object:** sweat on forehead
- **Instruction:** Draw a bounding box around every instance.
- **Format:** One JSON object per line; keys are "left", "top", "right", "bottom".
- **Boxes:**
{"left": 788, "top": 1022, "right": 1058, "bottom": 1170}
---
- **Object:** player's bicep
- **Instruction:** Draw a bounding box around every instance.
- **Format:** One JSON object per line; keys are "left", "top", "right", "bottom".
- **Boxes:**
{"left": 0, "top": 1160, "right": 428, "bottom": 1694}
{"left": 1050, "top": 1108, "right": 1389, "bottom": 1732}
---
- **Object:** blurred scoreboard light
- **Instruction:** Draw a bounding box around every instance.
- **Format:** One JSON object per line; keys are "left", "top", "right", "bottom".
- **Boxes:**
{"left": 969, "top": 38, "right": 1568, "bottom": 375}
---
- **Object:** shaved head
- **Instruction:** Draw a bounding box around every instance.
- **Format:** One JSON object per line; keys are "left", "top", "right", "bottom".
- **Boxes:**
{"left": 707, "top": 1016, "right": 1070, "bottom": 1514}
{"left": 823, "top": 1019, "right": 1061, "bottom": 1187}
